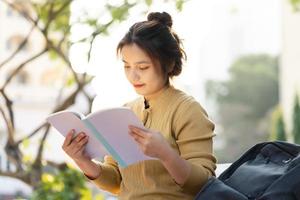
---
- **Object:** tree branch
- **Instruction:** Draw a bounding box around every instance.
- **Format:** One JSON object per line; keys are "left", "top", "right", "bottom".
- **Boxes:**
{"left": 0, "top": 22, "right": 37, "bottom": 69}
{"left": 15, "top": 123, "right": 47, "bottom": 145}
{"left": 36, "top": 125, "right": 50, "bottom": 161}
{"left": 0, "top": 105, "right": 13, "bottom": 142}
{"left": 1, "top": 48, "right": 48, "bottom": 89}
{"left": 44, "top": 0, "right": 73, "bottom": 34}
{"left": 2, "top": 0, "right": 37, "bottom": 25}
{"left": 0, "top": 88, "right": 14, "bottom": 130}
{"left": 0, "top": 170, "right": 22, "bottom": 180}
{"left": 32, "top": 125, "right": 50, "bottom": 177}
{"left": 16, "top": 84, "right": 85, "bottom": 145}
{"left": 46, "top": 40, "right": 80, "bottom": 84}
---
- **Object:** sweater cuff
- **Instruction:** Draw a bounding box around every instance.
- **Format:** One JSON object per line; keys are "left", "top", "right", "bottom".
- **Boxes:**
{"left": 181, "top": 163, "right": 211, "bottom": 194}
{"left": 83, "top": 164, "right": 102, "bottom": 180}
{"left": 85, "top": 163, "right": 120, "bottom": 194}
{"left": 91, "top": 163, "right": 116, "bottom": 184}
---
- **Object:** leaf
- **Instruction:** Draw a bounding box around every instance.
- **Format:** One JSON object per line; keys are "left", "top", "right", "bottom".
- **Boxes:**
{"left": 42, "top": 173, "right": 55, "bottom": 183}
{"left": 80, "top": 188, "right": 93, "bottom": 200}
{"left": 22, "top": 154, "right": 33, "bottom": 163}
{"left": 21, "top": 138, "right": 30, "bottom": 149}
{"left": 106, "top": 1, "right": 136, "bottom": 22}
{"left": 290, "top": 0, "right": 300, "bottom": 11}
{"left": 86, "top": 19, "right": 98, "bottom": 27}
{"left": 95, "top": 194, "right": 105, "bottom": 200}
{"left": 66, "top": 75, "right": 75, "bottom": 87}
{"left": 145, "top": 0, "right": 152, "bottom": 6}
{"left": 176, "top": 0, "right": 185, "bottom": 11}
{"left": 48, "top": 49, "right": 59, "bottom": 60}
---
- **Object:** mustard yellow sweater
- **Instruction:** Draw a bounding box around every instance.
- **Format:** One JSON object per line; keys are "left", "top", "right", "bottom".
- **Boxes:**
{"left": 90, "top": 85, "right": 216, "bottom": 200}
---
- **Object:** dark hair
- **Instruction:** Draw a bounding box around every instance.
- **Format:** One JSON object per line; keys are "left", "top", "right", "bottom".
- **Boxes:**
{"left": 117, "top": 11, "right": 186, "bottom": 80}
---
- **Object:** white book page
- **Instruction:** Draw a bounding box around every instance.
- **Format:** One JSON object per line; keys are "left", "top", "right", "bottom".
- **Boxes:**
{"left": 47, "top": 111, "right": 109, "bottom": 159}
{"left": 87, "top": 107, "right": 154, "bottom": 166}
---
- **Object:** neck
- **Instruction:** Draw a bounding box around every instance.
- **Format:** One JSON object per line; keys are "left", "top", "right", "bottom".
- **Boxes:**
{"left": 144, "top": 84, "right": 169, "bottom": 101}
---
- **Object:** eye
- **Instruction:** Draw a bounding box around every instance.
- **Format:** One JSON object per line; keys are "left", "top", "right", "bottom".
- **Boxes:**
{"left": 124, "top": 65, "right": 130, "bottom": 69}
{"left": 139, "top": 66, "right": 149, "bottom": 70}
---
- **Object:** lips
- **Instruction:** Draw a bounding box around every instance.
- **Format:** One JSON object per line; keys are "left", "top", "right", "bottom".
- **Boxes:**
{"left": 133, "top": 84, "right": 145, "bottom": 88}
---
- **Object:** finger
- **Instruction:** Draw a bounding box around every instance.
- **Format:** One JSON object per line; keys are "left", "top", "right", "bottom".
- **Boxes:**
{"left": 128, "top": 130, "right": 137, "bottom": 139}
{"left": 74, "top": 132, "right": 86, "bottom": 143}
{"left": 73, "top": 136, "right": 89, "bottom": 154}
{"left": 128, "top": 126, "right": 148, "bottom": 138}
{"left": 128, "top": 130, "right": 143, "bottom": 140}
{"left": 78, "top": 135, "right": 89, "bottom": 145}
{"left": 129, "top": 131, "right": 144, "bottom": 144}
{"left": 68, "top": 133, "right": 85, "bottom": 149}
{"left": 63, "top": 129, "right": 75, "bottom": 147}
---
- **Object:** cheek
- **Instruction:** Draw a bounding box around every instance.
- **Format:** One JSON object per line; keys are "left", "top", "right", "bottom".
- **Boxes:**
{"left": 124, "top": 69, "right": 131, "bottom": 80}
{"left": 142, "top": 71, "right": 153, "bottom": 82}
{"left": 153, "top": 70, "right": 166, "bottom": 84}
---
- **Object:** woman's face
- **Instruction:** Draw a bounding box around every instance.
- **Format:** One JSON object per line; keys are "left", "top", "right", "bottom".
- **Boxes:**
{"left": 121, "top": 43, "right": 167, "bottom": 100}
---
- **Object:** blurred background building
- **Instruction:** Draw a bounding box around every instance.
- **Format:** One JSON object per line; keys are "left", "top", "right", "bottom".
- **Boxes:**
{"left": 0, "top": 0, "right": 69, "bottom": 170}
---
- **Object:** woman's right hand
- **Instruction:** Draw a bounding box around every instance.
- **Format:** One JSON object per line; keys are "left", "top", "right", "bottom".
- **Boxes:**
{"left": 62, "top": 129, "right": 90, "bottom": 163}
{"left": 62, "top": 129, "right": 102, "bottom": 179}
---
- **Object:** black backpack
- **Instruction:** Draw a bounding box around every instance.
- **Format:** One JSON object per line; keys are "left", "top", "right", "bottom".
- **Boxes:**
{"left": 195, "top": 141, "right": 300, "bottom": 200}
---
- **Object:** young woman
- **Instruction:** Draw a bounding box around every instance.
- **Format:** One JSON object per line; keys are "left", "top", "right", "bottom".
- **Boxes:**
{"left": 62, "top": 11, "right": 216, "bottom": 200}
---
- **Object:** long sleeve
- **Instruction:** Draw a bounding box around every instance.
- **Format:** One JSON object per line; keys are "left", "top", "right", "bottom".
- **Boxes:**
{"left": 90, "top": 155, "right": 122, "bottom": 194}
{"left": 173, "top": 99, "right": 217, "bottom": 194}
{"left": 86, "top": 85, "right": 216, "bottom": 200}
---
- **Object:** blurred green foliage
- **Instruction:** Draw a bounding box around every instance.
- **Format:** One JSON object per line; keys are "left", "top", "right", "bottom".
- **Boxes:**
{"left": 290, "top": 0, "right": 300, "bottom": 11}
{"left": 293, "top": 94, "right": 300, "bottom": 144}
{"left": 206, "top": 54, "right": 279, "bottom": 162}
{"left": 30, "top": 166, "right": 91, "bottom": 200}
{"left": 269, "top": 106, "right": 286, "bottom": 141}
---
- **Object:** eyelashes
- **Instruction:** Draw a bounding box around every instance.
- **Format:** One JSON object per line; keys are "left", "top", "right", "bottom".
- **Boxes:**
{"left": 123, "top": 66, "right": 149, "bottom": 71}
{"left": 139, "top": 67, "right": 149, "bottom": 70}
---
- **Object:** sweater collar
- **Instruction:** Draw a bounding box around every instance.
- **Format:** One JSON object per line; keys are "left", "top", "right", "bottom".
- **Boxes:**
{"left": 143, "top": 85, "right": 175, "bottom": 110}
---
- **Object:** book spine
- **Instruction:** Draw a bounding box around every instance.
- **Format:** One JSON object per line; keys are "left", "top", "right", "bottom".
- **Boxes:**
{"left": 82, "top": 119, "right": 127, "bottom": 168}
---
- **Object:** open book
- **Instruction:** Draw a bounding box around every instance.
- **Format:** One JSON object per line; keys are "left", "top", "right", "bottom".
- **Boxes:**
{"left": 46, "top": 107, "right": 153, "bottom": 168}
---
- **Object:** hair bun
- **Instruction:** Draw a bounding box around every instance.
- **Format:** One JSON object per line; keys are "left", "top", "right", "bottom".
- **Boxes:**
{"left": 147, "top": 12, "right": 173, "bottom": 28}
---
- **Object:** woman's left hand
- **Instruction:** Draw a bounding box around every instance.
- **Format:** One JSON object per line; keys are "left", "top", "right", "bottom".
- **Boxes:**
{"left": 128, "top": 125, "right": 173, "bottom": 161}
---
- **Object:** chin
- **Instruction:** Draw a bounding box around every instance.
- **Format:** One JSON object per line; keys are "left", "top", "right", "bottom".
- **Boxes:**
{"left": 134, "top": 89, "right": 147, "bottom": 96}
{"left": 135, "top": 91, "right": 145, "bottom": 96}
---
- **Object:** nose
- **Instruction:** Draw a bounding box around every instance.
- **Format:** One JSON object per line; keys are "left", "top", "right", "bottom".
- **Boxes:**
{"left": 129, "top": 69, "right": 140, "bottom": 81}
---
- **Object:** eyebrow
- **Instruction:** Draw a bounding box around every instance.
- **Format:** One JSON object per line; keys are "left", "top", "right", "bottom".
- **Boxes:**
{"left": 122, "top": 59, "right": 151, "bottom": 65}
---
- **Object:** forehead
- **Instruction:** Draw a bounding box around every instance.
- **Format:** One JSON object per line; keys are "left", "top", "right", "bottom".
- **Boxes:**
{"left": 120, "top": 43, "right": 152, "bottom": 63}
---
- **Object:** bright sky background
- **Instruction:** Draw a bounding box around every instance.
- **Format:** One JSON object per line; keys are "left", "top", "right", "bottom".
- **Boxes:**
{"left": 69, "top": 0, "right": 281, "bottom": 111}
